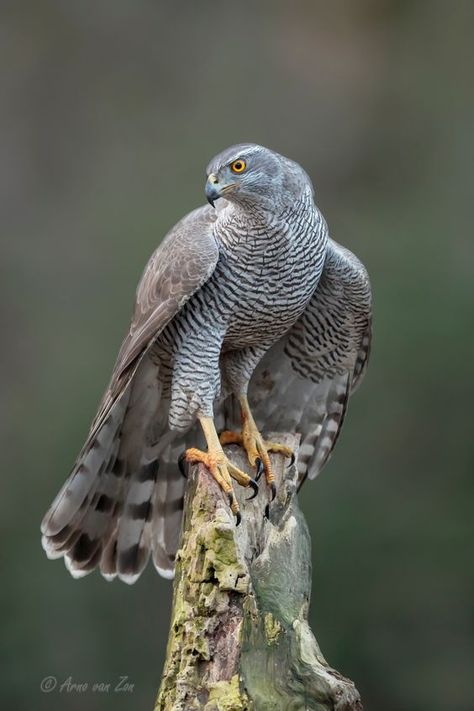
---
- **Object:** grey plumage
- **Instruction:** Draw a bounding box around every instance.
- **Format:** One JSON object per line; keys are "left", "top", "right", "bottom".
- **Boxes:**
{"left": 41, "top": 143, "right": 372, "bottom": 583}
{"left": 250, "top": 240, "right": 372, "bottom": 485}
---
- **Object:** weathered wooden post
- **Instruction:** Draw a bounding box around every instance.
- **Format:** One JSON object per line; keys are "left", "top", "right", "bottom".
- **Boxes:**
{"left": 155, "top": 434, "right": 362, "bottom": 711}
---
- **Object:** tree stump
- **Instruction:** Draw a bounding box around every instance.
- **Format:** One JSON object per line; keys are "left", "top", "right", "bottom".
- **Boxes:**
{"left": 155, "top": 434, "right": 362, "bottom": 711}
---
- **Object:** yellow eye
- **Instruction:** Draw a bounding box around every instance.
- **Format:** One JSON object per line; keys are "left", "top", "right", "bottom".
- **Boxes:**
{"left": 230, "top": 159, "right": 246, "bottom": 173}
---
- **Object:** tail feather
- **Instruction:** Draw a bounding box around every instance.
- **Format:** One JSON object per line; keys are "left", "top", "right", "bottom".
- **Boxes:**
{"left": 115, "top": 460, "right": 159, "bottom": 584}
{"left": 41, "top": 435, "right": 124, "bottom": 569}
{"left": 63, "top": 466, "right": 124, "bottom": 576}
{"left": 42, "top": 353, "right": 187, "bottom": 584}
{"left": 297, "top": 372, "right": 351, "bottom": 484}
{"left": 152, "top": 445, "right": 186, "bottom": 579}
{"left": 41, "top": 401, "right": 127, "bottom": 541}
{"left": 100, "top": 523, "right": 120, "bottom": 581}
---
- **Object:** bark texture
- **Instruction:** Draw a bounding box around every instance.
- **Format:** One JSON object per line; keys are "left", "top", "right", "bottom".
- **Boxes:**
{"left": 155, "top": 434, "right": 362, "bottom": 711}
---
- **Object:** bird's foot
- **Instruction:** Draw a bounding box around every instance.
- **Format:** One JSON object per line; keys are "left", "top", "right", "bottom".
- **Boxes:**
{"left": 220, "top": 399, "right": 294, "bottom": 516}
{"left": 185, "top": 446, "right": 258, "bottom": 525}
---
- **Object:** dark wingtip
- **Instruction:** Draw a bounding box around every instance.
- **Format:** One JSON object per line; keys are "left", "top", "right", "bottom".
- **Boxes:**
{"left": 288, "top": 451, "right": 296, "bottom": 467}
{"left": 264, "top": 503, "right": 270, "bottom": 520}
{"left": 235, "top": 511, "right": 242, "bottom": 526}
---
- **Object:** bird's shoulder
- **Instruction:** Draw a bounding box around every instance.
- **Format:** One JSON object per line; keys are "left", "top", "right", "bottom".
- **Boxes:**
{"left": 138, "top": 204, "right": 218, "bottom": 293}
{"left": 113, "top": 205, "right": 219, "bottom": 380}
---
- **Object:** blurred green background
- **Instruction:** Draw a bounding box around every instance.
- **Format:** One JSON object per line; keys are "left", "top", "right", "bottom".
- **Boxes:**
{"left": 2, "top": 1, "right": 473, "bottom": 709}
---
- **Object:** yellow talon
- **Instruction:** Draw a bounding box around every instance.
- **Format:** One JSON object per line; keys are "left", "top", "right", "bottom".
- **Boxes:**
{"left": 187, "top": 417, "right": 259, "bottom": 524}
{"left": 219, "top": 396, "right": 294, "bottom": 502}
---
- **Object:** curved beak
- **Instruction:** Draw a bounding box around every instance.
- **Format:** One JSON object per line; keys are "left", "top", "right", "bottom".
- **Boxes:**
{"left": 205, "top": 173, "right": 221, "bottom": 208}
{"left": 205, "top": 173, "right": 238, "bottom": 207}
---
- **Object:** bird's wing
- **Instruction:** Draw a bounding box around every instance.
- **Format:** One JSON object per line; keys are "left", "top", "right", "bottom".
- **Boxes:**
{"left": 89, "top": 205, "right": 219, "bottom": 439}
{"left": 250, "top": 238, "right": 372, "bottom": 485}
{"left": 41, "top": 205, "right": 219, "bottom": 581}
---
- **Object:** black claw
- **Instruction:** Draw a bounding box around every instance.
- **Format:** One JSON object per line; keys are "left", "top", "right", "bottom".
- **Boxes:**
{"left": 227, "top": 491, "right": 242, "bottom": 524}
{"left": 178, "top": 452, "right": 188, "bottom": 479}
{"left": 287, "top": 451, "right": 296, "bottom": 468}
{"left": 255, "top": 458, "right": 264, "bottom": 481}
{"left": 246, "top": 478, "right": 259, "bottom": 500}
{"left": 264, "top": 503, "right": 270, "bottom": 520}
{"left": 270, "top": 482, "right": 277, "bottom": 501}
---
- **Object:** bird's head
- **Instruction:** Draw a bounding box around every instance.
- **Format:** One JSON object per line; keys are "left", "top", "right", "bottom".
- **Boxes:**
{"left": 205, "top": 143, "right": 312, "bottom": 211}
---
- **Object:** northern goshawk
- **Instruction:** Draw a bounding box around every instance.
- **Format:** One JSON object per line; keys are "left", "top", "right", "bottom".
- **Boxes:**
{"left": 41, "top": 144, "right": 372, "bottom": 583}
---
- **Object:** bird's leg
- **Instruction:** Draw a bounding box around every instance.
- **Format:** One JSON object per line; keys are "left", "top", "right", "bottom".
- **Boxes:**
{"left": 219, "top": 395, "right": 294, "bottom": 508}
{"left": 185, "top": 415, "right": 258, "bottom": 525}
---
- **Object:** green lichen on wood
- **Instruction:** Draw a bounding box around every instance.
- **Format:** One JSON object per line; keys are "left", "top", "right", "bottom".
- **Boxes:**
{"left": 263, "top": 612, "right": 282, "bottom": 646}
{"left": 205, "top": 675, "right": 250, "bottom": 711}
{"left": 155, "top": 468, "right": 249, "bottom": 711}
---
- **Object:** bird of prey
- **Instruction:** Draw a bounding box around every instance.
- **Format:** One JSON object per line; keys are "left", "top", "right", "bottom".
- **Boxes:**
{"left": 41, "top": 143, "right": 372, "bottom": 584}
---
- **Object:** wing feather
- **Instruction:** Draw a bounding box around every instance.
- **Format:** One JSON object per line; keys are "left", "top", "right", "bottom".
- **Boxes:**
{"left": 250, "top": 238, "right": 372, "bottom": 485}
{"left": 42, "top": 205, "right": 219, "bottom": 580}
{"left": 87, "top": 205, "right": 218, "bottom": 440}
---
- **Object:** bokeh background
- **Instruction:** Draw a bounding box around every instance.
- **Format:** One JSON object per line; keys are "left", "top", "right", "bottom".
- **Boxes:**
{"left": 2, "top": 1, "right": 473, "bottom": 709}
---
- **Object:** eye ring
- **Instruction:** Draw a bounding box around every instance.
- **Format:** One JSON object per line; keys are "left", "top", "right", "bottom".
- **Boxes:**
{"left": 230, "top": 159, "right": 246, "bottom": 174}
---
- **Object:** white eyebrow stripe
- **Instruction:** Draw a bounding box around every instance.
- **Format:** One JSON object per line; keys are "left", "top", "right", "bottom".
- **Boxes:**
{"left": 227, "top": 145, "right": 263, "bottom": 163}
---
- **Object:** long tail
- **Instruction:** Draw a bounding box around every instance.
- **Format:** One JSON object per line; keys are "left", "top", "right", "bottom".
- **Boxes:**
{"left": 41, "top": 355, "right": 186, "bottom": 584}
